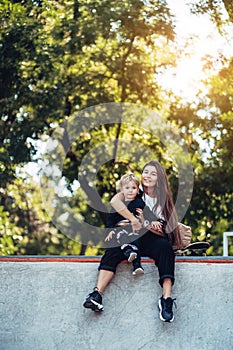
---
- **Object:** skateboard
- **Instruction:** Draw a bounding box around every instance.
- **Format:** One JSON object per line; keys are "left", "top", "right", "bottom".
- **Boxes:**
{"left": 175, "top": 241, "right": 210, "bottom": 256}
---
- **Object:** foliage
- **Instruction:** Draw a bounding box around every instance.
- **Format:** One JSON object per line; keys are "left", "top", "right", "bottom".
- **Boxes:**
{"left": 190, "top": 0, "right": 233, "bottom": 28}
{"left": 0, "top": 0, "right": 232, "bottom": 255}
{"left": 167, "top": 56, "right": 233, "bottom": 254}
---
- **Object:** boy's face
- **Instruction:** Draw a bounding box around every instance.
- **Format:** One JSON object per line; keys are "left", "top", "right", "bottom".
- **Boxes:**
{"left": 121, "top": 180, "right": 139, "bottom": 201}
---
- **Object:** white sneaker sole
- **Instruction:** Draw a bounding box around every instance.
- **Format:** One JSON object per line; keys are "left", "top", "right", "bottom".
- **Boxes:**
{"left": 132, "top": 268, "right": 144, "bottom": 276}
{"left": 128, "top": 252, "right": 137, "bottom": 262}
{"left": 83, "top": 299, "right": 104, "bottom": 312}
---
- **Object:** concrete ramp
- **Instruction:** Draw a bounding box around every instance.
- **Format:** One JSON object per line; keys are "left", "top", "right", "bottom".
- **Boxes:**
{"left": 0, "top": 257, "right": 232, "bottom": 350}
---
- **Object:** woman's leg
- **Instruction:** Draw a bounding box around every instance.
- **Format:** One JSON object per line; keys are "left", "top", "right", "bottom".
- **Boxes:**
{"left": 96, "top": 247, "right": 125, "bottom": 292}
{"left": 83, "top": 247, "right": 125, "bottom": 311}
{"left": 140, "top": 232, "right": 175, "bottom": 288}
{"left": 96, "top": 269, "right": 114, "bottom": 294}
{"left": 162, "top": 278, "right": 172, "bottom": 298}
{"left": 140, "top": 232, "right": 176, "bottom": 322}
{"left": 141, "top": 232, "right": 175, "bottom": 322}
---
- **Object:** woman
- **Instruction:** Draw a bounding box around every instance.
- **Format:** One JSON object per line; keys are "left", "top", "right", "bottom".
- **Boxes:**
{"left": 83, "top": 160, "right": 180, "bottom": 322}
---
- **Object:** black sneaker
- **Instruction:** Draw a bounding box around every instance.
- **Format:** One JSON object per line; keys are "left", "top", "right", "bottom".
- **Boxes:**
{"left": 83, "top": 289, "right": 104, "bottom": 312}
{"left": 158, "top": 297, "right": 176, "bottom": 322}
{"left": 132, "top": 260, "right": 144, "bottom": 276}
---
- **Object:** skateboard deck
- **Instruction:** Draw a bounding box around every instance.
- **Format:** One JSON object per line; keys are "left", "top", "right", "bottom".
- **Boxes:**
{"left": 175, "top": 241, "right": 210, "bottom": 256}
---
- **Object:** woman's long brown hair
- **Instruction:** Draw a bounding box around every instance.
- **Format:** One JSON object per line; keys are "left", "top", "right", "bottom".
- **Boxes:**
{"left": 142, "top": 160, "right": 181, "bottom": 247}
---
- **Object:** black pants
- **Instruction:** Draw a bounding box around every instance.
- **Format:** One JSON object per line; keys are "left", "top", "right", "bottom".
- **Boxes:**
{"left": 99, "top": 231, "right": 175, "bottom": 287}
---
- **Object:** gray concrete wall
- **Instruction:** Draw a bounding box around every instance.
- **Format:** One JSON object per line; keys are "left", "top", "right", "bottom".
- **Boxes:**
{"left": 0, "top": 259, "right": 232, "bottom": 350}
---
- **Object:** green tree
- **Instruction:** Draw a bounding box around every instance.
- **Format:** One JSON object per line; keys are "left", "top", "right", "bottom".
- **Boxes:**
{"left": 0, "top": 0, "right": 179, "bottom": 255}
{"left": 190, "top": 0, "right": 233, "bottom": 29}
{"left": 163, "top": 0, "right": 233, "bottom": 254}
{"left": 1, "top": 0, "right": 232, "bottom": 256}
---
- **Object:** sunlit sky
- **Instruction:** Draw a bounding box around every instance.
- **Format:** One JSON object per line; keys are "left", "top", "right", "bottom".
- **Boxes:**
{"left": 161, "top": 0, "right": 233, "bottom": 100}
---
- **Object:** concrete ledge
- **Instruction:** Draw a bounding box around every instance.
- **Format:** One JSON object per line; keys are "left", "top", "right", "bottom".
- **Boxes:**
{"left": 0, "top": 257, "right": 232, "bottom": 350}
{"left": 0, "top": 255, "right": 233, "bottom": 263}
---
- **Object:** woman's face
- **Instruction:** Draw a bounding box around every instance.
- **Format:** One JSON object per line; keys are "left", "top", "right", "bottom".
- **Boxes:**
{"left": 141, "top": 165, "right": 158, "bottom": 189}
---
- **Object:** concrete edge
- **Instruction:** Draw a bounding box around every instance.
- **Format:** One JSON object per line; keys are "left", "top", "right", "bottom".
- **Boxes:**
{"left": 0, "top": 256, "right": 233, "bottom": 263}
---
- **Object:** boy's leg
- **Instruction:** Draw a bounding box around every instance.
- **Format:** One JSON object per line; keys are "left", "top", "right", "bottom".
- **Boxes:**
{"left": 131, "top": 238, "right": 144, "bottom": 275}
{"left": 132, "top": 256, "right": 144, "bottom": 275}
{"left": 119, "top": 230, "right": 139, "bottom": 262}
{"left": 121, "top": 244, "right": 138, "bottom": 262}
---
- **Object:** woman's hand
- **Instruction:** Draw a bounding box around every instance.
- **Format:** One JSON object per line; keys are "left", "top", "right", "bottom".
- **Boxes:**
{"left": 105, "top": 230, "right": 115, "bottom": 242}
{"left": 149, "top": 221, "right": 164, "bottom": 235}
{"left": 151, "top": 221, "right": 162, "bottom": 230}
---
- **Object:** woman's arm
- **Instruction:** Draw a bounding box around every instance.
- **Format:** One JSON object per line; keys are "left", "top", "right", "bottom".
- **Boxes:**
{"left": 110, "top": 192, "right": 141, "bottom": 231}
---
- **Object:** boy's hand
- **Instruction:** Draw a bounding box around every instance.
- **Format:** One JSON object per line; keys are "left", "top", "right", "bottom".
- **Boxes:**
{"left": 105, "top": 230, "right": 115, "bottom": 242}
{"left": 131, "top": 218, "right": 142, "bottom": 232}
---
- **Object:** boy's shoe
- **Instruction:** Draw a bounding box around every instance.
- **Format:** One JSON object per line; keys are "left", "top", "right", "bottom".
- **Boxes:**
{"left": 158, "top": 296, "right": 176, "bottom": 322}
{"left": 128, "top": 251, "right": 137, "bottom": 262}
{"left": 132, "top": 266, "right": 144, "bottom": 276}
{"left": 132, "top": 260, "right": 144, "bottom": 276}
{"left": 123, "top": 247, "right": 137, "bottom": 262}
{"left": 83, "top": 289, "right": 104, "bottom": 312}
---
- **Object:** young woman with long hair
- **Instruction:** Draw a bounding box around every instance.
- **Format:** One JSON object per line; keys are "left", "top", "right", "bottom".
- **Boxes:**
{"left": 83, "top": 160, "right": 180, "bottom": 322}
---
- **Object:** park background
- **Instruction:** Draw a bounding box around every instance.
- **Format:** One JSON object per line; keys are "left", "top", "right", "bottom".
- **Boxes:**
{"left": 0, "top": 0, "right": 233, "bottom": 256}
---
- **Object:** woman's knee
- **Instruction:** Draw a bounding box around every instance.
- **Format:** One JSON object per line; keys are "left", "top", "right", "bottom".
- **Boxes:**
{"left": 158, "top": 238, "right": 174, "bottom": 254}
{"left": 98, "top": 248, "right": 124, "bottom": 272}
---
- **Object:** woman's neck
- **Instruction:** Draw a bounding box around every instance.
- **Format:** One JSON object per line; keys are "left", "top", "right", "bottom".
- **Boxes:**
{"left": 143, "top": 186, "right": 156, "bottom": 198}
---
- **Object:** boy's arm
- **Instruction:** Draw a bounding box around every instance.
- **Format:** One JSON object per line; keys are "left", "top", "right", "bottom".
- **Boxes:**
{"left": 110, "top": 192, "right": 141, "bottom": 231}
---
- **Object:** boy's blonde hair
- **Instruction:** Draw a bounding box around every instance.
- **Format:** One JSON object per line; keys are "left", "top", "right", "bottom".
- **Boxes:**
{"left": 119, "top": 173, "right": 140, "bottom": 189}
